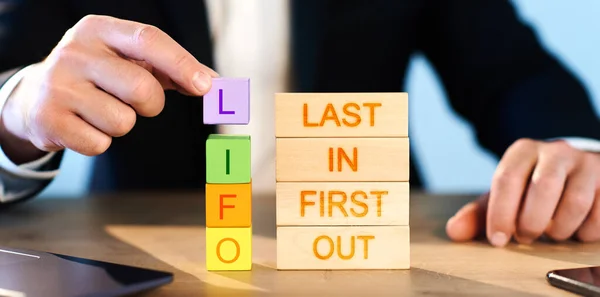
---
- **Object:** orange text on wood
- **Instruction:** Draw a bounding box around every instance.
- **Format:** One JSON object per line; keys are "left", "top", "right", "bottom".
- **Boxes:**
{"left": 328, "top": 147, "right": 358, "bottom": 172}
{"left": 300, "top": 190, "right": 387, "bottom": 217}
{"left": 303, "top": 103, "right": 382, "bottom": 127}
{"left": 313, "top": 235, "right": 375, "bottom": 260}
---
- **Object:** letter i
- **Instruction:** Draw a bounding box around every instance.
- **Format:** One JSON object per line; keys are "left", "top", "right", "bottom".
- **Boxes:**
{"left": 226, "top": 149, "right": 230, "bottom": 175}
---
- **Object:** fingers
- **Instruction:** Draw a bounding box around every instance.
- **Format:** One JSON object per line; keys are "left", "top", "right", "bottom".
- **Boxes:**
{"left": 30, "top": 108, "right": 111, "bottom": 156}
{"left": 576, "top": 188, "right": 600, "bottom": 242}
{"left": 446, "top": 193, "right": 488, "bottom": 242}
{"left": 69, "top": 85, "right": 137, "bottom": 137}
{"left": 6, "top": 15, "right": 220, "bottom": 161}
{"left": 452, "top": 138, "right": 600, "bottom": 246}
{"left": 84, "top": 54, "right": 165, "bottom": 117}
{"left": 515, "top": 144, "right": 572, "bottom": 244}
{"left": 57, "top": 114, "right": 112, "bottom": 156}
{"left": 24, "top": 80, "right": 115, "bottom": 156}
{"left": 546, "top": 159, "right": 596, "bottom": 241}
{"left": 74, "top": 15, "right": 218, "bottom": 96}
{"left": 487, "top": 139, "right": 539, "bottom": 247}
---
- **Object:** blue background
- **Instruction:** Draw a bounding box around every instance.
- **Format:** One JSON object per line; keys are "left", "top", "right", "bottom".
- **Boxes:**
{"left": 38, "top": 0, "right": 600, "bottom": 198}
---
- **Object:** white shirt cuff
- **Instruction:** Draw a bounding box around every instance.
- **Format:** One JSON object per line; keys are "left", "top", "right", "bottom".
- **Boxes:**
{"left": 0, "top": 65, "right": 60, "bottom": 180}
{"left": 558, "top": 137, "right": 600, "bottom": 153}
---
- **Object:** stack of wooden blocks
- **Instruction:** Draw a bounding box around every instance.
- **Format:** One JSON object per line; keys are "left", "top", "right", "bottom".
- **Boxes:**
{"left": 203, "top": 78, "right": 253, "bottom": 271}
{"left": 275, "top": 93, "right": 410, "bottom": 270}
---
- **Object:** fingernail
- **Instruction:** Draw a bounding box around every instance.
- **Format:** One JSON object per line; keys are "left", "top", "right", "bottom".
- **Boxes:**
{"left": 491, "top": 232, "right": 509, "bottom": 247}
{"left": 192, "top": 72, "right": 211, "bottom": 93}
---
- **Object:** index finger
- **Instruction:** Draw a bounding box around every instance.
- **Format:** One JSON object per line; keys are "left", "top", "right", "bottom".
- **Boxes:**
{"left": 87, "top": 15, "right": 218, "bottom": 95}
{"left": 487, "top": 139, "right": 538, "bottom": 247}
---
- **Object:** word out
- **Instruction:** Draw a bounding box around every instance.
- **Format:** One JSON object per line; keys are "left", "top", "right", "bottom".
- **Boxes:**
{"left": 313, "top": 234, "right": 375, "bottom": 260}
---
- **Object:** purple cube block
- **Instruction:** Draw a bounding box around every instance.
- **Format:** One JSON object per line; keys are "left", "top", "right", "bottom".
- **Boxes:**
{"left": 203, "top": 78, "right": 250, "bottom": 125}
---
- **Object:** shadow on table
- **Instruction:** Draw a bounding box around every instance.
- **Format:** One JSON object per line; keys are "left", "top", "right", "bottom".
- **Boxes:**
{"left": 206, "top": 263, "right": 541, "bottom": 297}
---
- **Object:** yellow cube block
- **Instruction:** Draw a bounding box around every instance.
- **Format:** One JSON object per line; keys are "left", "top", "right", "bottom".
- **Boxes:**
{"left": 206, "top": 226, "right": 252, "bottom": 271}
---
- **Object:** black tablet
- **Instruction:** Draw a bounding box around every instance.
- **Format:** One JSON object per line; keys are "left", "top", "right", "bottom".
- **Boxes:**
{"left": 0, "top": 246, "right": 173, "bottom": 297}
{"left": 547, "top": 267, "right": 600, "bottom": 296}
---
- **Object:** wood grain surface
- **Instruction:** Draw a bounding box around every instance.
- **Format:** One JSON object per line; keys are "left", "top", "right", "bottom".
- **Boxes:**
{"left": 276, "top": 138, "right": 410, "bottom": 182}
{"left": 276, "top": 181, "right": 409, "bottom": 226}
{"left": 275, "top": 93, "right": 408, "bottom": 138}
{"left": 0, "top": 191, "right": 597, "bottom": 296}
{"left": 276, "top": 226, "right": 410, "bottom": 270}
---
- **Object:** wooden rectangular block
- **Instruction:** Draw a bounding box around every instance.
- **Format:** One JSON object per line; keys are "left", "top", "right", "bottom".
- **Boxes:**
{"left": 206, "top": 134, "right": 251, "bottom": 184}
{"left": 206, "top": 182, "right": 252, "bottom": 227}
{"left": 276, "top": 182, "right": 409, "bottom": 226}
{"left": 276, "top": 138, "right": 409, "bottom": 182}
{"left": 277, "top": 226, "right": 409, "bottom": 270}
{"left": 206, "top": 227, "right": 252, "bottom": 271}
{"left": 275, "top": 93, "right": 408, "bottom": 137}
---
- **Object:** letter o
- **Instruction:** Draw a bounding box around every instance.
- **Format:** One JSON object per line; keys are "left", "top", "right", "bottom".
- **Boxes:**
{"left": 216, "top": 237, "right": 240, "bottom": 264}
{"left": 313, "top": 235, "right": 334, "bottom": 260}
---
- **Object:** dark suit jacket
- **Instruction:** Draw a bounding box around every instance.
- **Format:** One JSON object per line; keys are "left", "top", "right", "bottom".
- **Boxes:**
{"left": 0, "top": 0, "right": 598, "bottom": 197}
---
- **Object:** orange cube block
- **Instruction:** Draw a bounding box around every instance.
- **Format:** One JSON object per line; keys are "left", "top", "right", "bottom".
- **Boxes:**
{"left": 206, "top": 182, "right": 252, "bottom": 227}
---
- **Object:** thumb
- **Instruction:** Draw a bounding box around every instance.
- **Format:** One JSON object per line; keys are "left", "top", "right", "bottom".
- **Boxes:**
{"left": 446, "top": 192, "right": 489, "bottom": 242}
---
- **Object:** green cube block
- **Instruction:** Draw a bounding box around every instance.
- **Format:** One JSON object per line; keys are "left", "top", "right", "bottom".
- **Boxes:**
{"left": 206, "top": 134, "right": 251, "bottom": 183}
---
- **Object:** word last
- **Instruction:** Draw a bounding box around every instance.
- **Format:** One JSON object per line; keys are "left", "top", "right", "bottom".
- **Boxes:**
{"left": 275, "top": 93, "right": 408, "bottom": 137}
{"left": 304, "top": 102, "right": 381, "bottom": 128}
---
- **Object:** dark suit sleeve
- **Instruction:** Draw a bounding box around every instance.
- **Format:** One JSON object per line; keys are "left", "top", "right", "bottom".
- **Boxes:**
{"left": 0, "top": 1, "right": 72, "bottom": 206}
{"left": 416, "top": 0, "right": 600, "bottom": 158}
{"left": 0, "top": 0, "right": 72, "bottom": 78}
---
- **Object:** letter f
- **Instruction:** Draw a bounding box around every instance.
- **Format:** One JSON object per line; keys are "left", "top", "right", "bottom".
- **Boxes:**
{"left": 220, "top": 194, "right": 236, "bottom": 220}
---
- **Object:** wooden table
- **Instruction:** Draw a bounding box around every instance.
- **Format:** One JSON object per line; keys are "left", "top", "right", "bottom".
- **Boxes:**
{"left": 1, "top": 191, "right": 599, "bottom": 296}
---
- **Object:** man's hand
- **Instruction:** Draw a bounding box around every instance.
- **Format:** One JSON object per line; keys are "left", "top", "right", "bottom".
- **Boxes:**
{"left": 0, "top": 15, "right": 218, "bottom": 164}
{"left": 446, "top": 138, "right": 600, "bottom": 246}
